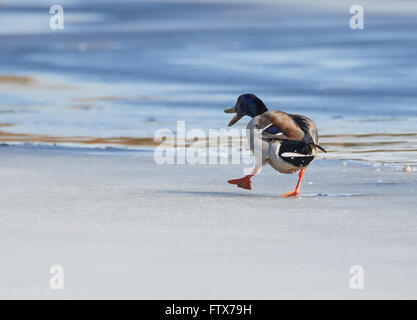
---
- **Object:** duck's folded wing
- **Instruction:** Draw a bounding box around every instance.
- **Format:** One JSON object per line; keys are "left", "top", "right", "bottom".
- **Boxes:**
{"left": 260, "top": 111, "right": 304, "bottom": 141}
{"left": 261, "top": 111, "right": 327, "bottom": 153}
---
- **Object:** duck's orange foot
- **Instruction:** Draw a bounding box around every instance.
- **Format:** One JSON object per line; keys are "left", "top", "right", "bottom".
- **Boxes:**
{"left": 228, "top": 175, "right": 253, "bottom": 190}
{"left": 281, "top": 189, "right": 300, "bottom": 197}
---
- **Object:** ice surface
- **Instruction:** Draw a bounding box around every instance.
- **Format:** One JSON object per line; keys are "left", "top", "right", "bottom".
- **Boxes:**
{"left": 0, "top": 145, "right": 416, "bottom": 299}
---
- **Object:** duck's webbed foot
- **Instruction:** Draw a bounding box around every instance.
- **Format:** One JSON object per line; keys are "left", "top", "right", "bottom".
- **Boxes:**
{"left": 281, "top": 168, "right": 305, "bottom": 197}
{"left": 228, "top": 175, "right": 253, "bottom": 190}
{"left": 281, "top": 189, "right": 299, "bottom": 197}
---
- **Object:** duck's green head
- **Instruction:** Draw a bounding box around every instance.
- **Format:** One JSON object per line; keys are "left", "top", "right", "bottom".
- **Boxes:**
{"left": 224, "top": 94, "right": 268, "bottom": 126}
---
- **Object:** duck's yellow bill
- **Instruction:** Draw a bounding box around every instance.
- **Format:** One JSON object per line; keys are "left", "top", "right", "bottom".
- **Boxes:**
{"left": 228, "top": 114, "right": 243, "bottom": 126}
{"left": 224, "top": 107, "right": 235, "bottom": 113}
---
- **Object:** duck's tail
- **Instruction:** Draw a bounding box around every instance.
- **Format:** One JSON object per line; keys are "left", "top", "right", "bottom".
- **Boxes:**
{"left": 310, "top": 143, "right": 327, "bottom": 153}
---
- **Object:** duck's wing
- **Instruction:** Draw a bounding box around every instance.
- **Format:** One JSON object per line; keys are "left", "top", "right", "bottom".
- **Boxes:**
{"left": 289, "top": 114, "right": 327, "bottom": 152}
{"left": 260, "top": 111, "right": 304, "bottom": 141}
{"left": 260, "top": 111, "right": 326, "bottom": 153}
{"left": 290, "top": 114, "right": 318, "bottom": 143}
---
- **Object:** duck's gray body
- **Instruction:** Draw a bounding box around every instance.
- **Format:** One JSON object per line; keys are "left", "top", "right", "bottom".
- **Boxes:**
{"left": 247, "top": 110, "right": 319, "bottom": 174}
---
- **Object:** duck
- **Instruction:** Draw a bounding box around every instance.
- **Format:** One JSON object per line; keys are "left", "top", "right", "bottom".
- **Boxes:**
{"left": 224, "top": 93, "right": 326, "bottom": 197}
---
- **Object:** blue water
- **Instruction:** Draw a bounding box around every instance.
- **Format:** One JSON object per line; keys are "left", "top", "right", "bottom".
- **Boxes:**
{"left": 0, "top": 0, "right": 416, "bottom": 163}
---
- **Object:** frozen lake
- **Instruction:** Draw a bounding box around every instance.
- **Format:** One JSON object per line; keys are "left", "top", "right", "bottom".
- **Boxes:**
{"left": 0, "top": 0, "right": 417, "bottom": 164}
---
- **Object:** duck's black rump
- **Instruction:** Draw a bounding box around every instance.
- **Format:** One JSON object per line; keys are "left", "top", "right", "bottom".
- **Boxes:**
{"left": 278, "top": 140, "right": 315, "bottom": 167}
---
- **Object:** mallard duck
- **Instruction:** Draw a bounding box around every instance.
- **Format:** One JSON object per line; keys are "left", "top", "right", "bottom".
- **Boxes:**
{"left": 224, "top": 93, "right": 326, "bottom": 197}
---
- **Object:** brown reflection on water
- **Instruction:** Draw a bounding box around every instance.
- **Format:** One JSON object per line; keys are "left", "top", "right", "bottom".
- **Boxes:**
{"left": 1, "top": 128, "right": 416, "bottom": 164}
{"left": 319, "top": 133, "right": 417, "bottom": 164}
{"left": 0, "top": 75, "right": 34, "bottom": 85}
{"left": 0, "top": 130, "right": 158, "bottom": 147}
{"left": 0, "top": 74, "right": 72, "bottom": 90}
{"left": 0, "top": 126, "right": 242, "bottom": 148}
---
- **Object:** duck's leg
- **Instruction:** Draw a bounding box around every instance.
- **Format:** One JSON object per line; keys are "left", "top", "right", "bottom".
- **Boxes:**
{"left": 228, "top": 168, "right": 258, "bottom": 190}
{"left": 282, "top": 169, "right": 305, "bottom": 197}
{"left": 228, "top": 130, "right": 264, "bottom": 191}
